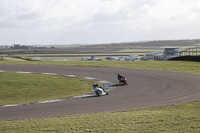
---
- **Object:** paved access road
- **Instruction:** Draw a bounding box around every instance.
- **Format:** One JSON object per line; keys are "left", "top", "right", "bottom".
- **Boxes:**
{"left": 0, "top": 64, "right": 200, "bottom": 121}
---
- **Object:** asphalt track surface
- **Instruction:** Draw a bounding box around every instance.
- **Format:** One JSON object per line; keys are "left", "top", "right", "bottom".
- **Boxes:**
{"left": 0, "top": 64, "right": 200, "bottom": 121}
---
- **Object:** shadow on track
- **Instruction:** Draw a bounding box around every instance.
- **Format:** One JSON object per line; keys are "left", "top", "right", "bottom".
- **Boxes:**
{"left": 83, "top": 95, "right": 108, "bottom": 99}
{"left": 114, "top": 84, "right": 125, "bottom": 87}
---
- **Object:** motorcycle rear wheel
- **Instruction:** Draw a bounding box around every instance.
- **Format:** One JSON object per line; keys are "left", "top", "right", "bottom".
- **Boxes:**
{"left": 96, "top": 90, "right": 102, "bottom": 96}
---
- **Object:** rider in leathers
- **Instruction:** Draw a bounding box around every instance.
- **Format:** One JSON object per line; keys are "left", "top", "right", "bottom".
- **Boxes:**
{"left": 93, "top": 83, "right": 107, "bottom": 93}
{"left": 118, "top": 73, "right": 125, "bottom": 82}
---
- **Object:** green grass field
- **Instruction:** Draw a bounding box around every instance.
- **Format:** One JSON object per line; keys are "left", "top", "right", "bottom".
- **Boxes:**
{"left": 1, "top": 61, "right": 200, "bottom": 74}
{"left": 116, "top": 48, "right": 162, "bottom": 52}
{"left": 1, "top": 101, "right": 200, "bottom": 132}
{"left": 7, "top": 48, "right": 162, "bottom": 60}
{"left": 1, "top": 57, "right": 25, "bottom": 61}
{"left": 0, "top": 72, "right": 96, "bottom": 105}
{"left": 0, "top": 61, "right": 200, "bottom": 132}
{"left": 10, "top": 52, "right": 145, "bottom": 60}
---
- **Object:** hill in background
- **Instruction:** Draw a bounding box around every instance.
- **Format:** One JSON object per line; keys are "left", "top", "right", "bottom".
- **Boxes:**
{"left": 1, "top": 39, "right": 200, "bottom": 54}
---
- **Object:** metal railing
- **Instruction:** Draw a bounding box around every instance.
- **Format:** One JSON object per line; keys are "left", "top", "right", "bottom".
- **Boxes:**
{"left": 181, "top": 47, "right": 200, "bottom": 56}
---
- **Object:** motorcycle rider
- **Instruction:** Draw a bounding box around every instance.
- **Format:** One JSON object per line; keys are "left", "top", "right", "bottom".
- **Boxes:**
{"left": 118, "top": 73, "right": 125, "bottom": 82}
{"left": 93, "top": 83, "right": 108, "bottom": 93}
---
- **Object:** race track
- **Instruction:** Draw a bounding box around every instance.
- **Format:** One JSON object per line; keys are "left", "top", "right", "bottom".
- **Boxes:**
{"left": 0, "top": 64, "right": 200, "bottom": 121}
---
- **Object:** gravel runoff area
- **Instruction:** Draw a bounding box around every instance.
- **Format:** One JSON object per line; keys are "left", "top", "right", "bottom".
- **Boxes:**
{"left": 0, "top": 64, "right": 200, "bottom": 121}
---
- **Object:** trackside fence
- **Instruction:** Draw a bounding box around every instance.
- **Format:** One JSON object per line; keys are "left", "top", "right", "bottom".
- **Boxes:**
{"left": 181, "top": 47, "right": 200, "bottom": 56}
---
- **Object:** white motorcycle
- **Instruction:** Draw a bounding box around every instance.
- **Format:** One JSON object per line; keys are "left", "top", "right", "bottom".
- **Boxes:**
{"left": 94, "top": 87, "right": 109, "bottom": 96}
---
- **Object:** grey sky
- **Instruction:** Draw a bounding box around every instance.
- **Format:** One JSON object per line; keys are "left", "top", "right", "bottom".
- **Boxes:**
{"left": 0, "top": 0, "right": 200, "bottom": 45}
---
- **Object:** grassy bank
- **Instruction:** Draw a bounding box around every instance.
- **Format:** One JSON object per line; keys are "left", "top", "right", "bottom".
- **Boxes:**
{"left": 0, "top": 72, "right": 95, "bottom": 105}
{"left": 1, "top": 101, "right": 200, "bottom": 132}
{"left": 1, "top": 61, "right": 200, "bottom": 74}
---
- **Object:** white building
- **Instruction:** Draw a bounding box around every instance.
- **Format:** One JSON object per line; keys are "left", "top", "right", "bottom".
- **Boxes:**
{"left": 163, "top": 47, "right": 181, "bottom": 60}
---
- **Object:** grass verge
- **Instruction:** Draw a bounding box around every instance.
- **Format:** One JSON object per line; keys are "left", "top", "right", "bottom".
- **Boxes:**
{"left": 0, "top": 61, "right": 200, "bottom": 74}
{"left": 0, "top": 101, "right": 200, "bottom": 132}
{"left": 0, "top": 72, "right": 96, "bottom": 105}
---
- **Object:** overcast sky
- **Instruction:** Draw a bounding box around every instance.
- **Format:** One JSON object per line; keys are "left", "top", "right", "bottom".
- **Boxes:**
{"left": 0, "top": 0, "right": 200, "bottom": 45}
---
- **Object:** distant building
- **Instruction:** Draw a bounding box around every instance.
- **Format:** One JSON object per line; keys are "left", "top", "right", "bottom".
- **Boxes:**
{"left": 0, "top": 45, "right": 11, "bottom": 49}
{"left": 163, "top": 47, "right": 181, "bottom": 60}
{"left": 35, "top": 46, "right": 46, "bottom": 49}
{"left": 12, "top": 44, "right": 31, "bottom": 49}
{"left": 145, "top": 48, "right": 181, "bottom": 61}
